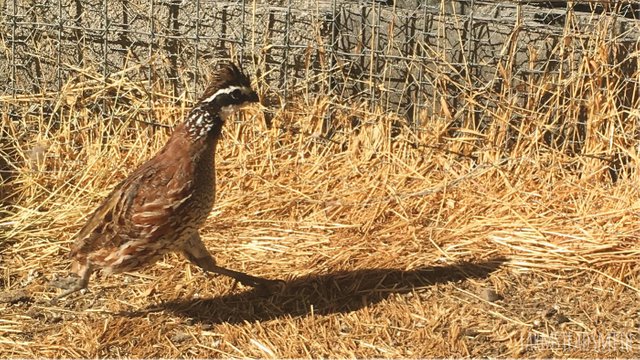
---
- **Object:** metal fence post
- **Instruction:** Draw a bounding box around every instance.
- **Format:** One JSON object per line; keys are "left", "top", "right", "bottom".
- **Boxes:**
{"left": 194, "top": 0, "right": 201, "bottom": 95}
{"left": 10, "top": 0, "right": 17, "bottom": 96}
{"left": 102, "top": 0, "right": 108, "bottom": 80}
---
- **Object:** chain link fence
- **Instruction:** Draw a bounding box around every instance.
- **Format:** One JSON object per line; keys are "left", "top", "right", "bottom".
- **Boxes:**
{"left": 2, "top": 0, "right": 640, "bottom": 125}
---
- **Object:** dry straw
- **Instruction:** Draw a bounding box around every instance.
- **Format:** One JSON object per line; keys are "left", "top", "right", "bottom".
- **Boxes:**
{"left": 2, "top": 17, "right": 640, "bottom": 359}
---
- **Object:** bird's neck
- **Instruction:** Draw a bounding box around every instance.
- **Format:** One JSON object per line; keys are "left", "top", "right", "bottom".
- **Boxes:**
{"left": 183, "top": 106, "right": 224, "bottom": 141}
{"left": 159, "top": 106, "right": 221, "bottom": 167}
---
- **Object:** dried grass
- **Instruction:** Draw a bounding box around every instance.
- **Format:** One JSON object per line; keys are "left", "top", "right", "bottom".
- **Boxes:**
{"left": 3, "top": 26, "right": 640, "bottom": 357}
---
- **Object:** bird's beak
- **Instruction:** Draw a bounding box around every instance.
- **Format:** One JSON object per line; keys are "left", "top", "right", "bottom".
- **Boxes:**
{"left": 249, "top": 91, "right": 260, "bottom": 103}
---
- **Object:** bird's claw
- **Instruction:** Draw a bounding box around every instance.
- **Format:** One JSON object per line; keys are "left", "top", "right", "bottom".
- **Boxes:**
{"left": 251, "top": 278, "right": 286, "bottom": 295}
{"left": 49, "top": 275, "right": 82, "bottom": 290}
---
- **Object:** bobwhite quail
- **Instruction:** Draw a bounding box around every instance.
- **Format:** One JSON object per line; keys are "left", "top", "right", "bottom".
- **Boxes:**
{"left": 52, "top": 63, "right": 281, "bottom": 303}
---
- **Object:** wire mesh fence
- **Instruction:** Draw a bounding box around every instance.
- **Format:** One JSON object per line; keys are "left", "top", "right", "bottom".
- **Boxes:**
{"left": 2, "top": 0, "right": 640, "bottom": 126}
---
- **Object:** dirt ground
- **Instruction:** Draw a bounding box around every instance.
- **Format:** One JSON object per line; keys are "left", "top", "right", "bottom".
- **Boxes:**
{"left": 2, "top": 247, "right": 639, "bottom": 357}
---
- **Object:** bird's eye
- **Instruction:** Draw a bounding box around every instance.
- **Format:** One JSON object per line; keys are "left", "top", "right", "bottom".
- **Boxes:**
{"left": 230, "top": 89, "right": 241, "bottom": 100}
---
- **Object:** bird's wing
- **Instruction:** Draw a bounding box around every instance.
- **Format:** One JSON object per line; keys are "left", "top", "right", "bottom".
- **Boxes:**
{"left": 69, "top": 155, "right": 193, "bottom": 264}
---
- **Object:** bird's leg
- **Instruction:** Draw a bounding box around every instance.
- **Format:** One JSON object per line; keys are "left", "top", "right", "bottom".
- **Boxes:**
{"left": 184, "top": 250, "right": 282, "bottom": 289}
{"left": 50, "top": 263, "right": 93, "bottom": 304}
{"left": 182, "top": 232, "right": 284, "bottom": 292}
{"left": 208, "top": 262, "right": 283, "bottom": 289}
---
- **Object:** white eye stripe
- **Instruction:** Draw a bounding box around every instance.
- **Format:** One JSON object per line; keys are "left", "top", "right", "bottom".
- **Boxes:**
{"left": 200, "top": 86, "right": 244, "bottom": 104}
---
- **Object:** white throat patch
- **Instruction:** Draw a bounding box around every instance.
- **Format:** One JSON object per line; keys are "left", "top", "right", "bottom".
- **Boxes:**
{"left": 219, "top": 104, "right": 244, "bottom": 121}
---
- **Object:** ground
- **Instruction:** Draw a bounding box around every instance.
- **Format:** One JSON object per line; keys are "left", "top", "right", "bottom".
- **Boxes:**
{"left": 2, "top": 82, "right": 640, "bottom": 357}
{"left": 2, "top": 252, "right": 639, "bottom": 357}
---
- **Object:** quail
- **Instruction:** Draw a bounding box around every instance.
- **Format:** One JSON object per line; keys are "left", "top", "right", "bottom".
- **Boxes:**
{"left": 52, "top": 63, "right": 281, "bottom": 302}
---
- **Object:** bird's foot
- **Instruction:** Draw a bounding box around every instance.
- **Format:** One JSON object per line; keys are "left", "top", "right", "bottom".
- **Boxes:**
{"left": 49, "top": 275, "right": 87, "bottom": 305}
{"left": 205, "top": 264, "right": 286, "bottom": 295}
{"left": 50, "top": 275, "right": 82, "bottom": 290}
{"left": 238, "top": 277, "right": 286, "bottom": 296}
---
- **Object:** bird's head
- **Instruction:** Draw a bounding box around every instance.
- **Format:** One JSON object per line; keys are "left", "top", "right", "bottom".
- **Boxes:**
{"left": 196, "top": 63, "right": 260, "bottom": 120}
{"left": 184, "top": 63, "right": 259, "bottom": 140}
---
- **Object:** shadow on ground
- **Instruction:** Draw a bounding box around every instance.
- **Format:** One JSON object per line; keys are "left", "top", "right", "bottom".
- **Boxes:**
{"left": 126, "top": 258, "right": 506, "bottom": 325}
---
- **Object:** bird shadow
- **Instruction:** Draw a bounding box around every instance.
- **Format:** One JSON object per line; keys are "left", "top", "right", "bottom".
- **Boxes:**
{"left": 125, "top": 257, "right": 507, "bottom": 325}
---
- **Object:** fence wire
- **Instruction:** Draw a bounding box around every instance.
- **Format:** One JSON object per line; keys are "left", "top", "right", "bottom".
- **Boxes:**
{"left": 2, "top": 1, "right": 640, "bottom": 125}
